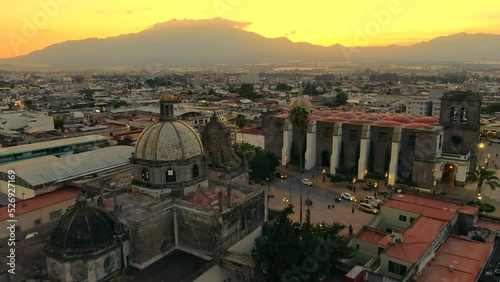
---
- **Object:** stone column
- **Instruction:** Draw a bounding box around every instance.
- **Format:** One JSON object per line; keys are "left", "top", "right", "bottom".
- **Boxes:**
{"left": 304, "top": 120, "right": 317, "bottom": 170}
{"left": 330, "top": 123, "right": 343, "bottom": 174}
{"left": 282, "top": 120, "right": 293, "bottom": 166}
{"left": 357, "top": 125, "right": 371, "bottom": 180}
{"left": 388, "top": 128, "right": 402, "bottom": 185}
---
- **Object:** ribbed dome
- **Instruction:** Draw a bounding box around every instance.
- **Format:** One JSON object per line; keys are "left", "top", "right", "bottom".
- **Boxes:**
{"left": 45, "top": 195, "right": 125, "bottom": 258}
{"left": 287, "top": 88, "right": 314, "bottom": 112}
{"left": 160, "top": 94, "right": 174, "bottom": 101}
{"left": 135, "top": 120, "right": 204, "bottom": 161}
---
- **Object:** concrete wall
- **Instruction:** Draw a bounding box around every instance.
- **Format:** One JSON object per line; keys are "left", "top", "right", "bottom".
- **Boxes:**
{"left": 0, "top": 197, "right": 76, "bottom": 239}
{"left": 47, "top": 246, "right": 122, "bottom": 282}
{"left": 397, "top": 129, "right": 416, "bottom": 183}
{"left": 127, "top": 208, "right": 175, "bottom": 269}
{"left": 378, "top": 207, "right": 419, "bottom": 233}
{"left": 378, "top": 255, "right": 412, "bottom": 280}
{"left": 350, "top": 238, "right": 381, "bottom": 265}
{"left": 341, "top": 123, "right": 362, "bottom": 171}
{"left": 314, "top": 121, "right": 334, "bottom": 168}
{"left": 262, "top": 116, "right": 284, "bottom": 159}
{"left": 234, "top": 132, "right": 264, "bottom": 149}
{"left": 369, "top": 126, "right": 393, "bottom": 175}
{"left": 176, "top": 208, "right": 220, "bottom": 255}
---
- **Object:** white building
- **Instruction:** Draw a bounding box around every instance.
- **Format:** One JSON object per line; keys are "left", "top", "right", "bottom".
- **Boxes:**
{"left": 406, "top": 98, "right": 432, "bottom": 116}
{"left": 0, "top": 113, "right": 54, "bottom": 133}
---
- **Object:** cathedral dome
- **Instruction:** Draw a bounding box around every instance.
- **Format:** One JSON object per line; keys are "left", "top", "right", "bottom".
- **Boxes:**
{"left": 134, "top": 120, "right": 204, "bottom": 161}
{"left": 287, "top": 88, "right": 314, "bottom": 113}
{"left": 160, "top": 94, "right": 174, "bottom": 102}
{"left": 45, "top": 195, "right": 125, "bottom": 259}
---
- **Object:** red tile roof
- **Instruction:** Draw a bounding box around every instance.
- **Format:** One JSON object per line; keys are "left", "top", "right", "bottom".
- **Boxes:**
{"left": 475, "top": 219, "right": 500, "bottom": 231}
{"left": 357, "top": 228, "right": 387, "bottom": 245}
{"left": 384, "top": 217, "right": 446, "bottom": 263}
{"left": 383, "top": 194, "right": 460, "bottom": 221}
{"left": 416, "top": 236, "right": 494, "bottom": 282}
{"left": 0, "top": 187, "right": 79, "bottom": 221}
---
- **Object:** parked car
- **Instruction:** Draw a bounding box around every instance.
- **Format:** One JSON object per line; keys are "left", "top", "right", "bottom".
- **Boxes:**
{"left": 360, "top": 196, "right": 381, "bottom": 204}
{"left": 301, "top": 179, "right": 313, "bottom": 186}
{"left": 359, "top": 203, "right": 379, "bottom": 214}
{"left": 25, "top": 232, "right": 39, "bottom": 239}
{"left": 341, "top": 192, "right": 354, "bottom": 201}
{"left": 275, "top": 172, "right": 287, "bottom": 179}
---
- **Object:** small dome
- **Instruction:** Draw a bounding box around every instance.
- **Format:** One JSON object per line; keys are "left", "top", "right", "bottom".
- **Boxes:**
{"left": 287, "top": 88, "right": 314, "bottom": 112}
{"left": 334, "top": 112, "right": 358, "bottom": 120}
{"left": 405, "top": 123, "right": 434, "bottom": 129}
{"left": 383, "top": 115, "right": 413, "bottom": 124}
{"left": 160, "top": 94, "right": 174, "bottom": 102}
{"left": 411, "top": 117, "right": 439, "bottom": 124}
{"left": 45, "top": 195, "right": 125, "bottom": 258}
{"left": 135, "top": 120, "right": 204, "bottom": 161}
{"left": 374, "top": 120, "right": 403, "bottom": 127}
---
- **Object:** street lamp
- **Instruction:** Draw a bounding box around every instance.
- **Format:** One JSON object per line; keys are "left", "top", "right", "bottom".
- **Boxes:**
{"left": 285, "top": 156, "right": 288, "bottom": 168}
{"left": 351, "top": 198, "right": 356, "bottom": 213}
{"left": 352, "top": 178, "right": 357, "bottom": 193}
{"left": 478, "top": 193, "right": 482, "bottom": 201}
{"left": 282, "top": 196, "right": 289, "bottom": 207}
{"left": 374, "top": 182, "right": 378, "bottom": 198}
{"left": 322, "top": 168, "right": 326, "bottom": 183}
{"left": 266, "top": 178, "right": 269, "bottom": 190}
{"left": 384, "top": 172, "right": 388, "bottom": 186}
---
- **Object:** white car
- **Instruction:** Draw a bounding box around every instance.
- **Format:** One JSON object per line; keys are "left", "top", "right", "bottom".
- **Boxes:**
{"left": 25, "top": 232, "right": 39, "bottom": 239}
{"left": 301, "top": 179, "right": 313, "bottom": 186}
{"left": 341, "top": 192, "right": 354, "bottom": 201}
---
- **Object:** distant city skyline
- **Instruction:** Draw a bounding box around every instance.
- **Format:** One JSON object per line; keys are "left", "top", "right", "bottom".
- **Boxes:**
{"left": 1, "top": 0, "right": 499, "bottom": 59}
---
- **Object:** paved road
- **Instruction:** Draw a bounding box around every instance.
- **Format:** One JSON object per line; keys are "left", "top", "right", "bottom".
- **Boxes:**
{"left": 267, "top": 171, "right": 379, "bottom": 235}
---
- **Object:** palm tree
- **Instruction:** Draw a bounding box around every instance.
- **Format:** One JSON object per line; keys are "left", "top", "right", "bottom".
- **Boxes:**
{"left": 289, "top": 106, "right": 309, "bottom": 223}
{"left": 235, "top": 114, "right": 247, "bottom": 142}
{"left": 467, "top": 167, "right": 500, "bottom": 195}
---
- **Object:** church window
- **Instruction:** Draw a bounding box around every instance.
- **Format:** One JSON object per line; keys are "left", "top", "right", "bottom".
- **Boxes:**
{"left": 166, "top": 169, "right": 176, "bottom": 182}
{"left": 349, "top": 130, "right": 358, "bottom": 141}
{"left": 450, "top": 107, "right": 458, "bottom": 123}
{"left": 323, "top": 128, "right": 332, "bottom": 138}
{"left": 141, "top": 168, "right": 149, "bottom": 182}
{"left": 461, "top": 107, "right": 468, "bottom": 122}
{"left": 408, "top": 135, "right": 416, "bottom": 146}
{"left": 103, "top": 257, "right": 112, "bottom": 272}
{"left": 378, "top": 132, "right": 387, "bottom": 143}
{"left": 192, "top": 165, "right": 199, "bottom": 178}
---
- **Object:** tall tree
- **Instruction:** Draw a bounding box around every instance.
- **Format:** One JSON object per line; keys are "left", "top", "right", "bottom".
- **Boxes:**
{"left": 252, "top": 206, "right": 355, "bottom": 282}
{"left": 467, "top": 167, "right": 500, "bottom": 194}
{"left": 335, "top": 90, "right": 349, "bottom": 106}
{"left": 289, "top": 106, "right": 309, "bottom": 223}
{"left": 235, "top": 114, "right": 247, "bottom": 142}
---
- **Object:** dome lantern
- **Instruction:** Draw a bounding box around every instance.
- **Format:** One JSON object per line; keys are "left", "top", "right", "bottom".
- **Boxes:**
{"left": 160, "top": 94, "right": 175, "bottom": 121}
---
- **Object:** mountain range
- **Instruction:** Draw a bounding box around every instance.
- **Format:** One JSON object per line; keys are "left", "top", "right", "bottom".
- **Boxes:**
{"left": 1, "top": 18, "right": 499, "bottom": 70}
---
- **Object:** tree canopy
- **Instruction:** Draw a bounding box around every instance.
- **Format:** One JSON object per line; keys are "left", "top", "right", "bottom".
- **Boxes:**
{"left": 252, "top": 206, "right": 355, "bottom": 281}
{"left": 239, "top": 83, "right": 260, "bottom": 99}
{"left": 233, "top": 142, "right": 278, "bottom": 182}
{"left": 467, "top": 167, "right": 500, "bottom": 194}
{"left": 335, "top": 90, "right": 348, "bottom": 106}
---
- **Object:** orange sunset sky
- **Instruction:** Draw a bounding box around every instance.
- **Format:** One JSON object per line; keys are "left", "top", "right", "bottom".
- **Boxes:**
{"left": 1, "top": 0, "right": 499, "bottom": 59}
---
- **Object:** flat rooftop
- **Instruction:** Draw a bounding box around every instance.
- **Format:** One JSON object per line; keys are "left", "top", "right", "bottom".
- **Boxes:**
{"left": 416, "top": 236, "right": 494, "bottom": 282}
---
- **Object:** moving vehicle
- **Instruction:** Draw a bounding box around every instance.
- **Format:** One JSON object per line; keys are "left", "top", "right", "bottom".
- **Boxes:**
{"left": 301, "top": 179, "right": 313, "bottom": 186}
{"left": 25, "top": 232, "right": 39, "bottom": 239}
{"left": 359, "top": 203, "right": 379, "bottom": 214}
{"left": 275, "top": 172, "right": 287, "bottom": 179}
{"left": 341, "top": 192, "right": 354, "bottom": 201}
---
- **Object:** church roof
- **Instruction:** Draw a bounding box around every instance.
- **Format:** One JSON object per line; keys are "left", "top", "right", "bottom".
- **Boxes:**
{"left": 134, "top": 120, "right": 204, "bottom": 161}
{"left": 287, "top": 87, "right": 314, "bottom": 112}
{"left": 45, "top": 195, "right": 126, "bottom": 259}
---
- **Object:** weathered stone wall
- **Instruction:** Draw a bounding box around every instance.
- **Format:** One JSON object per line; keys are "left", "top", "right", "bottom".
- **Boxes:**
{"left": 202, "top": 116, "right": 241, "bottom": 168}
{"left": 127, "top": 208, "right": 175, "bottom": 267}
{"left": 341, "top": 123, "right": 362, "bottom": 170}
{"left": 315, "top": 121, "right": 334, "bottom": 167}
{"left": 47, "top": 246, "right": 122, "bottom": 282}
{"left": 262, "top": 116, "right": 285, "bottom": 159}
{"left": 369, "top": 126, "right": 394, "bottom": 175}
{"left": 220, "top": 191, "right": 266, "bottom": 250}
{"left": 397, "top": 129, "right": 416, "bottom": 183}
{"left": 176, "top": 208, "right": 220, "bottom": 255}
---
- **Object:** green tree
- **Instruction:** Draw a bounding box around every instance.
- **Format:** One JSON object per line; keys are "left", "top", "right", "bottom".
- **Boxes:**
{"left": 335, "top": 90, "right": 348, "bottom": 106}
{"left": 235, "top": 114, "right": 247, "bottom": 142}
{"left": 252, "top": 206, "right": 355, "bottom": 282}
{"left": 238, "top": 83, "right": 259, "bottom": 99}
{"left": 289, "top": 106, "right": 309, "bottom": 223}
{"left": 110, "top": 100, "right": 128, "bottom": 109}
{"left": 276, "top": 83, "right": 292, "bottom": 91}
{"left": 54, "top": 118, "right": 64, "bottom": 130}
{"left": 117, "top": 136, "right": 134, "bottom": 146}
{"left": 233, "top": 143, "right": 278, "bottom": 181}
{"left": 484, "top": 103, "right": 500, "bottom": 114}
{"left": 467, "top": 167, "right": 500, "bottom": 194}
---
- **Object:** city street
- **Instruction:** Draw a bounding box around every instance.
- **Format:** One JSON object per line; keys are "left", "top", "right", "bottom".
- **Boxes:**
{"left": 267, "top": 169, "right": 380, "bottom": 235}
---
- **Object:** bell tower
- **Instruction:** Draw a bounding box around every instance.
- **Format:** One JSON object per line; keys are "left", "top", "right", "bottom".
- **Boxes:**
{"left": 439, "top": 91, "right": 481, "bottom": 160}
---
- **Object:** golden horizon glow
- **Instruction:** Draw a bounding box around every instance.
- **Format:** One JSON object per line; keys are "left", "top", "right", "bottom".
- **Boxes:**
{"left": 1, "top": 0, "right": 499, "bottom": 59}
